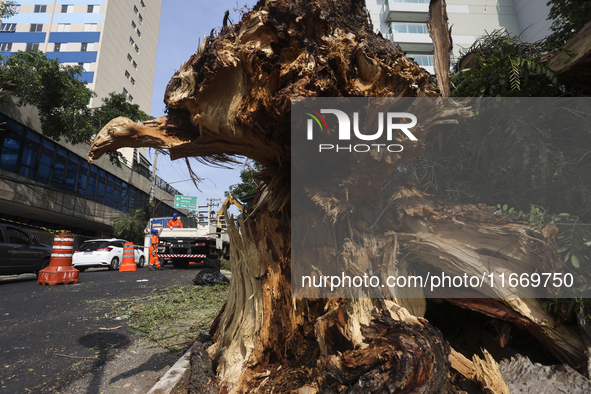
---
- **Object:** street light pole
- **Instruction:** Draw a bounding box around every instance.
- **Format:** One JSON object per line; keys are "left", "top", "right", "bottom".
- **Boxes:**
{"left": 148, "top": 149, "right": 159, "bottom": 203}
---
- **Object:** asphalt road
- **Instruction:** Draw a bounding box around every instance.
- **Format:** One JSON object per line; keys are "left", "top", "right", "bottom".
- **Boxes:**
{"left": 0, "top": 264, "right": 204, "bottom": 393}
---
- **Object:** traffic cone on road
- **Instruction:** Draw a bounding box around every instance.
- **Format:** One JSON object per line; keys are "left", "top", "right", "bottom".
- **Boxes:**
{"left": 119, "top": 242, "right": 137, "bottom": 272}
{"left": 38, "top": 233, "right": 79, "bottom": 286}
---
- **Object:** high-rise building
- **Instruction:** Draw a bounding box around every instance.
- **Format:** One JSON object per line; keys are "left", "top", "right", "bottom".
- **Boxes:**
{"left": 0, "top": 0, "right": 162, "bottom": 112}
{"left": 0, "top": 1, "right": 186, "bottom": 238}
{"left": 366, "top": 0, "right": 552, "bottom": 74}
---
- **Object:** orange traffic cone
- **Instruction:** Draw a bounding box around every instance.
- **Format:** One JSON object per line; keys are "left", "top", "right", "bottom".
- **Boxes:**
{"left": 119, "top": 242, "right": 137, "bottom": 272}
{"left": 38, "top": 233, "right": 79, "bottom": 286}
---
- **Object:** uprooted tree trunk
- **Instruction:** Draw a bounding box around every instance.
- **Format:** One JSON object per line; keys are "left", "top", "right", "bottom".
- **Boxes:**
{"left": 88, "top": 0, "right": 587, "bottom": 392}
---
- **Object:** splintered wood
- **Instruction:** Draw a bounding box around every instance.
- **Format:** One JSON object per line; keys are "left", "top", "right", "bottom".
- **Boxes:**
{"left": 86, "top": 0, "right": 591, "bottom": 393}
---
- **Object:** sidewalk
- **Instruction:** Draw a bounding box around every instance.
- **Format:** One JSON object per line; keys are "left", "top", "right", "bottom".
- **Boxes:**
{"left": 60, "top": 269, "right": 231, "bottom": 394}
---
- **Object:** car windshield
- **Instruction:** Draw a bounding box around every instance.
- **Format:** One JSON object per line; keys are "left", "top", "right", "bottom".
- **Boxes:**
{"left": 79, "top": 241, "right": 109, "bottom": 251}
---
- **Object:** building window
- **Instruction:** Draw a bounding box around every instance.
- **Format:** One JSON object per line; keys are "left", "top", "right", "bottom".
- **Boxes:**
{"left": 123, "top": 87, "right": 128, "bottom": 95}
{"left": 78, "top": 62, "right": 91, "bottom": 71}
{"left": 34, "top": 5, "right": 47, "bottom": 13}
{"left": 81, "top": 42, "right": 89, "bottom": 51}
{"left": 130, "top": 77, "right": 135, "bottom": 85}
{"left": 133, "top": 5, "right": 138, "bottom": 13}
{"left": 57, "top": 23, "right": 71, "bottom": 32}
{"left": 84, "top": 23, "right": 97, "bottom": 32}
{"left": 87, "top": 165, "right": 97, "bottom": 198}
{"left": 26, "top": 43, "right": 39, "bottom": 51}
{"left": 132, "top": 61, "right": 137, "bottom": 69}
{"left": 0, "top": 120, "right": 23, "bottom": 173}
{"left": 125, "top": 70, "right": 130, "bottom": 78}
{"left": 61, "top": 5, "right": 73, "bottom": 13}
{"left": 51, "top": 146, "right": 68, "bottom": 187}
{"left": 134, "top": 44, "right": 139, "bottom": 52}
{"left": 0, "top": 24, "right": 16, "bottom": 32}
{"left": 87, "top": 5, "right": 99, "bottom": 13}
{"left": 8, "top": 4, "right": 20, "bottom": 14}
{"left": 140, "top": 0, "right": 145, "bottom": 7}
{"left": 20, "top": 129, "right": 41, "bottom": 180}
{"left": 127, "top": 53, "right": 132, "bottom": 61}
{"left": 0, "top": 43, "right": 12, "bottom": 51}
{"left": 390, "top": 22, "right": 429, "bottom": 34}
{"left": 65, "top": 156, "right": 78, "bottom": 192}
{"left": 138, "top": 14, "right": 143, "bottom": 23}
{"left": 54, "top": 43, "right": 64, "bottom": 52}
{"left": 77, "top": 160, "right": 88, "bottom": 196}
{"left": 128, "top": 95, "right": 133, "bottom": 103}
{"left": 131, "top": 21, "right": 136, "bottom": 29}
{"left": 409, "top": 54, "right": 434, "bottom": 67}
{"left": 30, "top": 24, "right": 43, "bottom": 32}
{"left": 129, "top": 36, "right": 134, "bottom": 45}
{"left": 136, "top": 29, "right": 141, "bottom": 37}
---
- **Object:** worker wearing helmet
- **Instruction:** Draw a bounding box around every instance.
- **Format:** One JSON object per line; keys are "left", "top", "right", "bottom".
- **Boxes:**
{"left": 167, "top": 213, "right": 184, "bottom": 229}
{"left": 149, "top": 228, "right": 163, "bottom": 270}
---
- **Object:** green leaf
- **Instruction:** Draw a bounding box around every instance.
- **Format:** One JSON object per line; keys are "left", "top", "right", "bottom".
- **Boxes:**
{"left": 503, "top": 204, "right": 508, "bottom": 211}
{"left": 571, "top": 254, "right": 580, "bottom": 268}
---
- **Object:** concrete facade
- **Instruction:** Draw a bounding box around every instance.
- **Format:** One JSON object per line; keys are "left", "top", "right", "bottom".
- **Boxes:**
{"left": 366, "top": 0, "right": 551, "bottom": 74}
{"left": 0, "top": 97, "right": 180, "bottom": 235}
{"left": 0, "top": 1, "right": 173, "bottom": 235}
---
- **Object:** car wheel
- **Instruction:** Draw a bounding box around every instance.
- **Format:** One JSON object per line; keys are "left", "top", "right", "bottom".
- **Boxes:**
{"left": 109, "top": 257, "right": 120, "bottom": 271}
{"left": 137, "top": 256, "right": 145, "bottom": 268}
{"left": 35, "top": 258, "right": 50, "bottom": 278}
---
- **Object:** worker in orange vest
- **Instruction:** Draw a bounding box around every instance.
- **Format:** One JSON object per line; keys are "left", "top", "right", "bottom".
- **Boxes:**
{"left": 149, "top": 229, "right": 163, "bottom": 270}
{"left": 167, "top": 213, "right": 184, "bottom": 229}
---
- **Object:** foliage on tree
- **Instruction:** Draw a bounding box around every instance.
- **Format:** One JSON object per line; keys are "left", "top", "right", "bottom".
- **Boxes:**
{"left": 225, "top": 162, "right": 261, "bottom": 211}
{"left": 388, "top": 29, "right": 591, "bottom": 270}
{"left": 91, "top": 92, "right": 153, "bottom": 130}
{"left": 0, "top": 50, "right": 95, "bottom": 144}
{"left": 450, "top": 30, "right": 561, "bottom": 97}
{"left": 186, "top": 209, "right": 199, "bottom": 222}
{"left": 112, "top": 209, "right": 147, "bottom": 244}
{"left": 545, "top": 0, "right": 591, "bottom": 49}
{"left": 0, "top": 51, "right": 153, "bottom": 165}
{"left": 0, "top": 1, "right": 17, "bottom": 19}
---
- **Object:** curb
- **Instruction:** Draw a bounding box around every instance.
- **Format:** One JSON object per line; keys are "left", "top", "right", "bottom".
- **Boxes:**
{"left": 147, "top": 270, "right": 231, "bottom": 393}
{"left": 147, "top": 348, "right": 191, "bottom": 394}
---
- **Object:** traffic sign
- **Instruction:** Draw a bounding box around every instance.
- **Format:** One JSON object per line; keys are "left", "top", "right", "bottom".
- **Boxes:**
{"left": 174, "top": 195, "right": 197, "bottom": 209}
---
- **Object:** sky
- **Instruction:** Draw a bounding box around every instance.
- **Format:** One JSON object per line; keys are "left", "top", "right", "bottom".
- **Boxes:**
{"left": 148, "top": 0, "right": 258, "bottom": 211}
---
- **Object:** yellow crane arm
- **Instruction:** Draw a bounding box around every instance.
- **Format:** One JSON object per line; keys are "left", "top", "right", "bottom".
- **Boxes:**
{"left": 216, "top": 195, "right": 244, "bottom": 227}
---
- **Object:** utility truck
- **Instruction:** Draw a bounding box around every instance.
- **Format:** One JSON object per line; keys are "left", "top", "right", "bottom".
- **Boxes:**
{"left": 147, "top": 200, "right": 233, "bottom": 269}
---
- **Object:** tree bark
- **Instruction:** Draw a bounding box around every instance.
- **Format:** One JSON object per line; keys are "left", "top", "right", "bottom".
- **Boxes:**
{"left": 87, "top": 0, "right": 586, "bottom": 392}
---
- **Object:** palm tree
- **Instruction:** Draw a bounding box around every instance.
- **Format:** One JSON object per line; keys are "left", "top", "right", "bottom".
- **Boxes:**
{"left": 112, "top": 209, "right": 146, "bottom": 244}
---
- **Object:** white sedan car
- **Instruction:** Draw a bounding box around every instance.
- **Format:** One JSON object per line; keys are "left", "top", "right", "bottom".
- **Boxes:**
{"left": 72, "top": 238, "right": 145, "bottom": 271}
